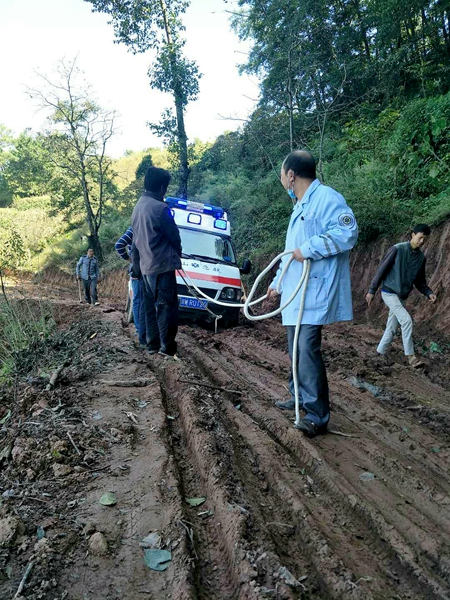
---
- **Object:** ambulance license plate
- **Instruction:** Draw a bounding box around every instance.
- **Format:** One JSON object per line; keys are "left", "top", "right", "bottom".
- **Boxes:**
{"left": 179, "top": 297, "right": 208, "bottom": 310}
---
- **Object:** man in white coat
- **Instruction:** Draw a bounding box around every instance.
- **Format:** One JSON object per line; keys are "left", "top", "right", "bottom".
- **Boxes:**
{"left": 267, "top": 151, "right": 358, "bottom": 437}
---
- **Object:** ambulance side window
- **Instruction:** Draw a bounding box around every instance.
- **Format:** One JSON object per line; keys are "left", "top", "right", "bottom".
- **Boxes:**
{"left": 223, "top": 240, "right": 233, "bottom": 262}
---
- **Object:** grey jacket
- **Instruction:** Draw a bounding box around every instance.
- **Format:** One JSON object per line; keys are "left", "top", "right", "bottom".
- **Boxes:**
{"left": 368, "top": 242, "right": 432, "bottom": 300}
{"left": 76, "top": 256, "right": 99, "bottom": 280}
{"left": 131, "top": 192, "right": 182, "bottom": 276}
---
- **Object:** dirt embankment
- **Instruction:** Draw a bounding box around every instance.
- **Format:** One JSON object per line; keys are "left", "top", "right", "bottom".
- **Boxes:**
{"left": 350, "top": 220, "right": 450, "bottom": 336}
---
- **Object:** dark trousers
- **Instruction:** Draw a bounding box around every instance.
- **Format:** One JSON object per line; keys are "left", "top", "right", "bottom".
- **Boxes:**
{"left": 142, "top": 271, "right": 178, "bottom": 355}
{"left": 287, "top": 325, "right": 329, "bottom": 427}
{"left": 82, "top": 278, "right": 98, "bottom": 304}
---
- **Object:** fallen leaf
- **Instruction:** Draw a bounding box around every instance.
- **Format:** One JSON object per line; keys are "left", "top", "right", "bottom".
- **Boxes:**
{"left": 0, "top": 444, "right": 12, "bottom": 462}
{"left": 139, "top": 532, "right": 161, "bottom": 549}
{"left": 144, "top": 549, "right": 172, "bottom": 571}
{"left": 359, "top": 472, "right": 375, "bottom": 481}
{"left": 431, "top": 447, "right": 441, "bottom": 453}
{"left": 185, "top": 497, "right": 206, "bottom": 507}
{"left": 99, "top": 492, "right": 117, "bottom": 506}
{"left": 0, "top": 410, "right": 11, "bottom": 425}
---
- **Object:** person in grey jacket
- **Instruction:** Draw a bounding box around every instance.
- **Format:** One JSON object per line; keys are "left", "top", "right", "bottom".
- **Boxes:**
{"left": 131, "top": 167, "right": 181, "bottom": 356}
{"left": 76, "top": 248, "right": 100, "bottom": 305}
{"left": 366, "top": 224, "right": 436, "bottom": 367}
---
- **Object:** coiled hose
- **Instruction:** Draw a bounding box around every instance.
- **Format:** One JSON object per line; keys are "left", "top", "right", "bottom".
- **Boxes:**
{"left": 179, "top": 252, "right": 310, "bottom": 426}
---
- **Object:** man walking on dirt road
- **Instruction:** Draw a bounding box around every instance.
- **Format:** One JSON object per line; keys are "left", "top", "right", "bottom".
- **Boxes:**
{"left": 76, "top": 248, "right": 100, "bottom": 306}
{"left": 267, "top": 150, "right": 358, "bottom": 438}
{"left": 366, "top": 224, "right": 436, "bottom": 367}
{"left": 131, "top": 167, "right": 182, "bottom": 357}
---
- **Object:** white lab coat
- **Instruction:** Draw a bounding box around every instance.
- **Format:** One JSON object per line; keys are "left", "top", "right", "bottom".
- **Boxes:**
{"left": 271, "top": 179, "right": 358, "bottom": 326}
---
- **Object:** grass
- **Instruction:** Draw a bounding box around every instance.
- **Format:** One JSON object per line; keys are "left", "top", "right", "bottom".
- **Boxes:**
{"left": 0, "top": 271, "right": 55, "bottom": 382}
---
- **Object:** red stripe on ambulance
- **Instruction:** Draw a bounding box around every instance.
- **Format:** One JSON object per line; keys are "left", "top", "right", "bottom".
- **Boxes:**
{"left": 178, "top": 270, "right": 241, "bottom": 287}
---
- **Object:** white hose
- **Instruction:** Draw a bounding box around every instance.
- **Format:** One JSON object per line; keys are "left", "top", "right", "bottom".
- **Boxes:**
{"left": 179, "top": 252, "right": 310, "bottom": 426}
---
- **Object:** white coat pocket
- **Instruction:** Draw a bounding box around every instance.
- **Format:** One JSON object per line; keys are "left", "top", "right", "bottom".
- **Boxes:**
{"left": 304, "top": 276, "right": 329, "bottom": 311}
{"left": 303, "top": 211, "right": 317, "bottom": 238}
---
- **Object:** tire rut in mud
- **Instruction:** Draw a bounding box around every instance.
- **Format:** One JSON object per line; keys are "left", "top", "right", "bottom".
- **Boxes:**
{"left": 166, "top": 325, "right": 450, "bottom": 599}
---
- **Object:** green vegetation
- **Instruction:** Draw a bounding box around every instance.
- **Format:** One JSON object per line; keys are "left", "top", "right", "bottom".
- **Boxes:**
{"left": 185, "top": 0, "right": 450, "bottom": 259}
{"left": 1, "top": 0, "right": 450, "bottom": 275}
{"left": 0, "top": 289, "right": 55, "bottom": 382}
{"left": 87, "top": 0, "right": 201, "bottom": 197}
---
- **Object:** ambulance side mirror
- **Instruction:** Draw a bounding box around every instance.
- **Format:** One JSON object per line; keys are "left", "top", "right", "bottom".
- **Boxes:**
{"left": 240, "top": 259, "right": 252, "bottom": 275}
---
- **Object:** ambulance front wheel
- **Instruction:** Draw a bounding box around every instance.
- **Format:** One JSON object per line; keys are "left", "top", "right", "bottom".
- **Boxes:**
{"left": 226, "top": 310, "right": 240, "bottom": 328}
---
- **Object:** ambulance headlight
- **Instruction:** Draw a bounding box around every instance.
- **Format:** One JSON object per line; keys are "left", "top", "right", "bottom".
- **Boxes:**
{"left": 220, "top": 287, "right": 237, "bottom": 300}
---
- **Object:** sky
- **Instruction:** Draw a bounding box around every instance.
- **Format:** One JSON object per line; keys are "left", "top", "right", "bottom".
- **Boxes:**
{"left": 0, "top": 0, "right": 259, "bottom": 157}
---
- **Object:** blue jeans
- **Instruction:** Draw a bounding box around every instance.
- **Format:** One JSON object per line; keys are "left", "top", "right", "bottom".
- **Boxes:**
{"left": 131, "top": 278, "right": 141, "bottom": 335}
{"left": 142, "top": 271, "right": 178, "bottom": 355}
{"left": 132, "top": 278, "right": 152, "bottom": 346}
{"left": 287, "top": 325, "right": 329, "bottom": 427}
{"left": 82, "top": 278, "right": 98, "bottom": 304}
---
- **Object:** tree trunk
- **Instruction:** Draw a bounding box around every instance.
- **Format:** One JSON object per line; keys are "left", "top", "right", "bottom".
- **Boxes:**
{"left": 80, "top": 167, "right": 103, "bottom": 261}
{"left": 287, "top": 46, "right": 294, "bottom": 152}
{"left": 160, "top": 0, "right": 190, "bottom": 198}
{"left": 173, "top": 86, "right": 190, "bottom": 198}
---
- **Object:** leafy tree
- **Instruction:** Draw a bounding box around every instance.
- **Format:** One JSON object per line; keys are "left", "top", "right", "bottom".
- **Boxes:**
{"left": 135, "top": 153, "right": 153, "bottom": 179}
{"left": 86, "top": 0, "right": 201, "bottom": 197}
{"left": 28, "top": 59, "right": 118, "bottom": 260}
{"left": 0, "top": 125, "right": 13, "bottom": 206}
{"left": 3, "top": 131, "right": 54, "bottom": 199}
{"left": 0, "top": 217, "right": 26, "bottom": 270}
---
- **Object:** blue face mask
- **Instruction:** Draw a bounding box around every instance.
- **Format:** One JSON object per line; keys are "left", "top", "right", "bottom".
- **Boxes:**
{"left": 287, "top": 188, "right": 296, "bottom": 200}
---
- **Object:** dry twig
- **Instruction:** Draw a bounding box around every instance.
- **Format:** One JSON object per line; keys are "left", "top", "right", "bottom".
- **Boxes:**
{"left": 13, "top": 561, "right": 33, "bottom": 599}
{"left": 179, "top": 519, "right": 198, "bottom": 559}
{"left": 66, "top": 431, "right": 81, "bottom": 455}
{"left": 179, "top": 379, "right": 242, "bottom": 395}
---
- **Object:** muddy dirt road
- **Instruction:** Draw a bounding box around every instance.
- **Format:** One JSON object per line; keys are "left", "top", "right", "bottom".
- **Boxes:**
{"left": 1, "top": 281, "right": 450, "bottom": 599}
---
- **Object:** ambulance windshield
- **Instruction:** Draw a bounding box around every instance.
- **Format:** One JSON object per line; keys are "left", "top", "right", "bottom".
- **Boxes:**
{"left": 179, "top": 228, "right": 236, "bottom": 265}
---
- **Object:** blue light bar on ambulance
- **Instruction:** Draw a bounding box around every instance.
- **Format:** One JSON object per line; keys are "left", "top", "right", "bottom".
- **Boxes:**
{"left": 214, "top": 219, "right": 227, "bottom": 230}
{"left": 165, "top": 197, "right": 225, "bottom": 219}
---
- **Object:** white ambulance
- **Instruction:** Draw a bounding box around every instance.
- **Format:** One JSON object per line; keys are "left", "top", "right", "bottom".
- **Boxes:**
{"left": 165, "top": 197, "right": 251, "bottom": 327}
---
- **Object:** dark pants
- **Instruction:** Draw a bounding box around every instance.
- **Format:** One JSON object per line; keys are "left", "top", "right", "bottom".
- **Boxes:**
{"left": 138, "top": 278, "right": 155, "bottom": 347}
{"left": 142, "top": 271, "right": 178, "bottom": 355}
{"left": 287, "top": 325, "right": 329, "bottom": 427}
{"left": 82, "top": 278, "right": 98, "bottom": 304}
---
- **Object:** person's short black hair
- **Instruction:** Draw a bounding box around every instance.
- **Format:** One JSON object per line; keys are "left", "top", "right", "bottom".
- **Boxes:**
{"left": 87, "top": 248, "right": 94, "bottom": 252}
{"left": 412, "top": 223, "right": 431, "bottom": 236}
{"left": 282, "top": 150, "right": 316, "bottom": 180}
{"left": 144, "top": 166, "right": 171, "bottom": 194}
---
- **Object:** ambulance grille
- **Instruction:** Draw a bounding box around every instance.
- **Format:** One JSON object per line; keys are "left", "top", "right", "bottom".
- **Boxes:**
{"left": 177, "top": 284, "right": 217, "bottom": 299}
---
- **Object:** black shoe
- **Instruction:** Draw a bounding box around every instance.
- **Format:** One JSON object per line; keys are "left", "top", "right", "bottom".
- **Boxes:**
{"left": 294, "top": 418, "right": 327, "bottom": 438}
{"left": 275, "top": 399, "right": 296, "bottom": 410}
{"left": 147, "top": 348, "right": 159, "bottom": 355}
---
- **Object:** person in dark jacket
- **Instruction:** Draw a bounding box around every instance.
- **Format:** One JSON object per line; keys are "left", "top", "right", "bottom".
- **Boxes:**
{"left": 76, "top": 248, "right": 100, "bottom": 305}
{"left": 366, "top": 224, "right": 436, "bottom": 367}
{"left": 131, "top": 167, "right": 182, "bottom": 356}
